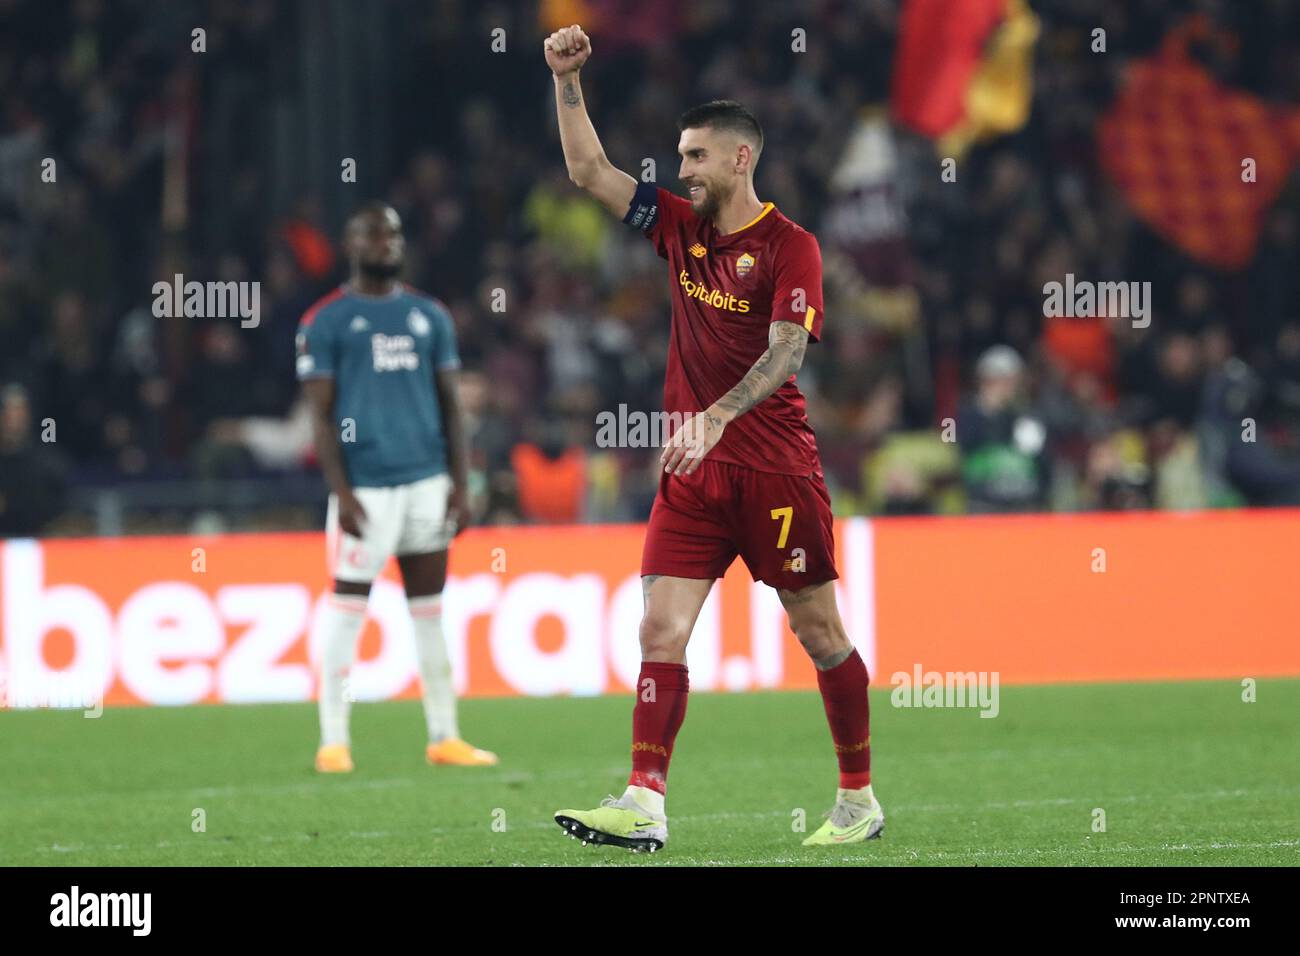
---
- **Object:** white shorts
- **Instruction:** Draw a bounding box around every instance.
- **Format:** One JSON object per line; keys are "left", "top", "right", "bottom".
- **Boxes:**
{"left": 327, "top": 474, "right": 455, "bottom": 583}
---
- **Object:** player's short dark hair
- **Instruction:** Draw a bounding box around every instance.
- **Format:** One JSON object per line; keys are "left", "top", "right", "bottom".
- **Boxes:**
{"left": 678, "top": 100, "right": 763, "bottom": 161}
{"left": 346, "top": 201, "right": 399, "bottom": 233}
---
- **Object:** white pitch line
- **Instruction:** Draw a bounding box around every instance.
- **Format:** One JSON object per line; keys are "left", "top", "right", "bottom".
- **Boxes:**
{"left": 893, "top": 786, "right": 1269, "bottom": 814}
{"left": 25, "top": 787, "right": 1296, "bottom": 857}
{"left": 10, "top": 764, "right": 632, "bottom": 806}
{"left": 32, "top": 835, "right": 1300, "bottom": 862}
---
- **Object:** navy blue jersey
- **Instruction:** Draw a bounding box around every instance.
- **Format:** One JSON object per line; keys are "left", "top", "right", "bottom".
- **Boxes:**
{"left": 296, "top": 284, "right": 460, "bottom": 487}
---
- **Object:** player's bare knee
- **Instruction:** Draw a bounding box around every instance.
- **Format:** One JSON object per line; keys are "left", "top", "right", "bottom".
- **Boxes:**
{"left": 790, "top": 616, "right": 849, "bottom": 662}
{"left": 638, "top": 612, "right": 690, "bottom": 661}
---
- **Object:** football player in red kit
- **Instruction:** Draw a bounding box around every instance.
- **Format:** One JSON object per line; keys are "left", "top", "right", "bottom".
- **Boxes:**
{"left": 545, "top": 25, "right": 882, "bottom": 851}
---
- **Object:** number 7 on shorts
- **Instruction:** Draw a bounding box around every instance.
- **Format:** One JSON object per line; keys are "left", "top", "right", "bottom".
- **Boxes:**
{"left": 770, "top": 506, "right": 793, "bottom": 548}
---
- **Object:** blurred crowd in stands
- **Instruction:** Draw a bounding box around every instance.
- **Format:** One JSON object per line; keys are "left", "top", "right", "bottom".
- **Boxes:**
{"left": 2, "top": 0, "right": 1299, "bottom": 536}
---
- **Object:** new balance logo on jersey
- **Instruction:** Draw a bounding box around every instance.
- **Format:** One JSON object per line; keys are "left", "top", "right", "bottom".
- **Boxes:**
{"left": 688, "top": 242, "right": 707, "bottom": 258}
{"left": 350, "top": 315, "right": 370, "bottom": 332}
{"left": 371, "top": 333, "right": 419, "bottom": 372}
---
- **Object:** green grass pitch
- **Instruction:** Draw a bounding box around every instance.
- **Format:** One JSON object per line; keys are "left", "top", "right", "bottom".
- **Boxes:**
{"left": 2, "top": 680, "right": 1297, "bottom": 866}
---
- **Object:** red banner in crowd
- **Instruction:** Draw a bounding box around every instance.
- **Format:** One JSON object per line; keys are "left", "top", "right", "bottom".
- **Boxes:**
{"left": 1098, "top": 15, "right": 1300, "bottom": 270}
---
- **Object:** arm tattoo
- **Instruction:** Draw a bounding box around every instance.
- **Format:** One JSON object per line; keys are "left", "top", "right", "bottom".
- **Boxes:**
{"left": 562, "top": 80, "right": 581, "bottom": 108}
{"left": 712, "top": 322, "right": 809, "bottom": 421}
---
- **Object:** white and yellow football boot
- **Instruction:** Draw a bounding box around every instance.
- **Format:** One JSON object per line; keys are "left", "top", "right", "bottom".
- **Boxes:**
{"left": 802, "top": 787, "right": 885, "bottom": 846}
{"left": 555, "top": 791, "right": 668, "bottom": 853}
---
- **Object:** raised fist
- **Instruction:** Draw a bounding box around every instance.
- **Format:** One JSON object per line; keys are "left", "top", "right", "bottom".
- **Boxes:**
{"left": 544, "top": 24, "right": 591, "bottom": 76}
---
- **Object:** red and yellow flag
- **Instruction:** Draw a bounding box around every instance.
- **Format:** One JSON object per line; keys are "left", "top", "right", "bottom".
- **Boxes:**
{"left": 891, "top": 0, "right": 1039, "bottom": 158}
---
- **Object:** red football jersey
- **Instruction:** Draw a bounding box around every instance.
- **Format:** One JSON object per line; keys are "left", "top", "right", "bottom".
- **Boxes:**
{"left": 645, "top": 187, "right": 826, "bottom": 476}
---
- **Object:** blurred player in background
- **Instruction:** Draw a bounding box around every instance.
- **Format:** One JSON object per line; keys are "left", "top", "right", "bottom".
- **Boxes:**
{"left": 296, "top": 202, "right": 497, "bottom": 772}
{"left": 545, "top": 26, "right": 881, "bottom": 851}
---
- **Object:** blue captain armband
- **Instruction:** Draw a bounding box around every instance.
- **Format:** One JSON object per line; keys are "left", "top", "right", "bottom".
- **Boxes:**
{"left": 623, "top": 181, "right": 661, "bottom": 233}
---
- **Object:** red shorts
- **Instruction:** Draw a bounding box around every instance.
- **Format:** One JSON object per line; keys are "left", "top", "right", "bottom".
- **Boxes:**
{"left": 641, "top": 459, "right": 838, "bottom": 590}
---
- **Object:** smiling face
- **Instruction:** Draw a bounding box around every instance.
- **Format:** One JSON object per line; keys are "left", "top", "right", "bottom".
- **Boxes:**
{"left": 677, "top": 125, "right": 751, "bottom": 220}
{"left": 346, "top": 205, "right": 405, "bottom": 280}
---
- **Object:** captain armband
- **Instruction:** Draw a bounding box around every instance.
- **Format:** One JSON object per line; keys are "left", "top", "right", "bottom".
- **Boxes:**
{"left": 623, "top": 181, "right": 661, "bottom": 233}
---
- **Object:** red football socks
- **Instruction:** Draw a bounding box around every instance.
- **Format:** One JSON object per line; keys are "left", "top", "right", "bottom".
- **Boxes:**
{"left": 816, "top": 649, "right": 872, "bottom": 790}
{"left": 627, "top": 661, "right": 690, "bottom": 794}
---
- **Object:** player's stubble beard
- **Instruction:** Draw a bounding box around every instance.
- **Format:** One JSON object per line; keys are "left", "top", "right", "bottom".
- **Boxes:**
{"left": 690, "top": 178, "right": 733, "bottom": 221}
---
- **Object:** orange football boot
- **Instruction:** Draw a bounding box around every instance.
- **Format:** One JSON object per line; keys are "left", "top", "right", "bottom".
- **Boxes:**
{"left": 315, "top": 744, "right": 354, "bottom": 773}
{"left": 426, "top": 738, "right": 499, "bottom": 766}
